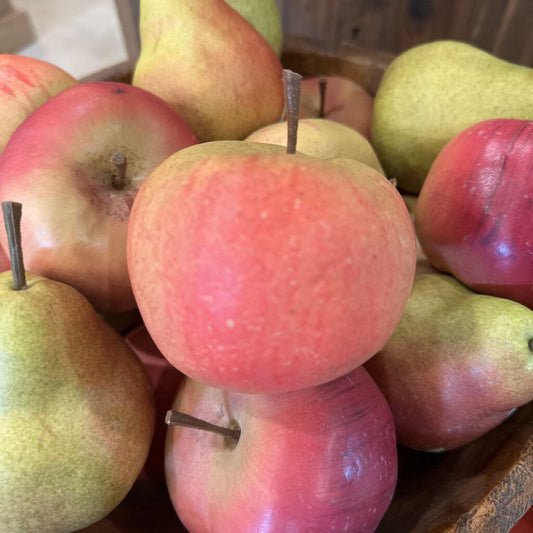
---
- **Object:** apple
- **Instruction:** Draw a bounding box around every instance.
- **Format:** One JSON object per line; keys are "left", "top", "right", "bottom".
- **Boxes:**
{"left": 124, "top": 324, "right": 184, "bottom": 481}
{"left": 415, "top": 118, "right": 533, "bottom": 309}
{"left": 0, "top": 246, "right": 9, "bottom": 272}
{"left": 298, "top": 75, "right": 374, "bottom": 139}
{"left": 0, "top": 54, "right": 78, "bottom": 153}
{"left": 0, "top": 81, "right": 198, "bottom": 313}
{"left": 165, "top": 366, "right": 398, "bottom": 532}
{"left": 128, "top": 150, "right": 416, "bottom": 394}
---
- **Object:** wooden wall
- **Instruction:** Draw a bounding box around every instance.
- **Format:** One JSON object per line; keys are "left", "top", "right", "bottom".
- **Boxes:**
{"left": 275, "top": 0, "right": 533, "bottom": 67}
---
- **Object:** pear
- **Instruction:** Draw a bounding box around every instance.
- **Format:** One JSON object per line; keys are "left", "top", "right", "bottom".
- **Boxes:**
{"left": 365, "top": 272, "right": 533, "bottom": 452}
{"left": 225, "top": 0, "right": 283, "bottom": 55}
{"left": 245, "top": 118, "right": 384, "bottom": 172}
{"left": 371, "top": 40, "right": 533, "bottom": 193}
{"left": 132, "top": 0, "right": 284, "bottom": 142}
{"left": 0, "top": 203, "right": 155, "bottom": 532}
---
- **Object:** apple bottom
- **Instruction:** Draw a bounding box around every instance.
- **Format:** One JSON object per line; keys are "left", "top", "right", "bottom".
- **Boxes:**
{"left": 165, "top": 367, "right": 397, "bottom": 532}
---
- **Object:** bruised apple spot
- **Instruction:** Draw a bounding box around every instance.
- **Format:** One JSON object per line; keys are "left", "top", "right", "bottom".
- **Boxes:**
{"left": 12, "top": 69, "right": 36, "bottom": 88}
{"left": 112, "top": 87, "right": 126, "bottom": 94}
{"left": 0, "top": 83, "right": 15, "bottom": 96}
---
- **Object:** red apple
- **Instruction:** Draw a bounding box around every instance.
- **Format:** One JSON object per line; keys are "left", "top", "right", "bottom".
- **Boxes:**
{"left": 0, "top": 54, "right": 78, "bottom": 153}
{"left": 0, "top": 81, "right": 198, "bottom": 313}
{"left": 124, "top": 324, "right": 184, "bottom": 481}
{"left": 0, "top": 246, "right": 8, "bottom": 272}
{"left": 298, "top": 75, "right": 374, "bottom": 139}
{"left": 165, "top": 366, "right": 398, "bottom": 532}
{"left": 415, "top": 118, "right": 533, "bottom": 308}
{"left": 128, "top": 150, "right": 416, "bottom": 394}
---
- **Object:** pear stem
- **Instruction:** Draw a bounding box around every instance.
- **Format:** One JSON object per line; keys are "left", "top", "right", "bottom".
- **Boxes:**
{"left": 165, "top": 410, "right": 241, "bottom": 443}
{"left": 282, "top": 69, "right": 303, "bottom": 155}
{"left": 111, "top": 152, "right": 127, "bottom": 190}
{"left": 318, "top": 76, "right": 327, "bottom": 118}
{"left": 2, "top": 201, "right": 26, "bottom": 290}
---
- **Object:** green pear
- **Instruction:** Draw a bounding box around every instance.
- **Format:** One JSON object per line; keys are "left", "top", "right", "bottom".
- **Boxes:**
{"left": 225, "top": 0, "right": 283, "bottom": 55}
{"left": 0, "top": 269, "right": 156, "bottom": 532}
{"left": 132, "top": 0, "right": 284, "bottom": 143}
{"left": 371, "top": 40, "right": 533, "bottom": 193}
{"left": 365, "top": 272, "right": 533, "bottom": 452}
{"left": 245, "top": 118, "right": 384, "bottom": 172}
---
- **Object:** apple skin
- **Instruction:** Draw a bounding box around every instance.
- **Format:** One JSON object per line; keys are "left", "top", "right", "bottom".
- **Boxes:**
{"left": 0, "top": 247, "right": 9, "bottom": 272}
{"left": 128, "top": 151, "right": 416, "bottom": 394}
{"left": 124, "top": 324, "right": 184, "bottom": 481}
{"left": 0, "top": 81, "right": 198, "bottom": 313}
{"left": 298, "top": 75, "right": 374, "bottom": 139}
{"left": 165, "top": 366, "right": 398, "bottom": 533}
{"left": 0, "top": 54, "right": 78, "bottom": 153}
{"left": 415, "top": 118, "right": 533, "bottom": 309}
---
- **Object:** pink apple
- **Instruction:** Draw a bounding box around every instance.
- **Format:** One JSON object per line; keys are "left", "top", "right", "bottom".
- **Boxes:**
{"left": 415, "top": 118, "right": 533, "bottom": 308}
{"left": 165, "top": 366, "right": 398, "bottom": 532}
{"left": 124, "top": 324, "right": 184, "bottom": 481}
{"left": 298, "top": 75, "right": 374, "bottom": 139}
{"left": 0, "top": 54, "right": 78, "bottom": 153}
{"left": 0, "top": 81, "right": 198, "bottom": 313}
{"left": 128, "top": 150, "right": 416, "bottom": 394}
{"left": 0, "top": 246, "right": 9, "bottom": 272}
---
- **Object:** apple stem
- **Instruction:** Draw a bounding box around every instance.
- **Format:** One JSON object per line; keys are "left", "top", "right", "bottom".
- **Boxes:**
{"left": 1, "top": 201, "right": 27, "bottom": 290}
{"left": 282, "top": 69, "right": 303, "bottom": 155}
{"left": 111, "top": 152, "right": 127, "bottom": 190}
{"left": 165, "top": 410, "right": 241, "bottom": 443}
{"left": 318, "top": 76, "right": 327, "bottom": 118}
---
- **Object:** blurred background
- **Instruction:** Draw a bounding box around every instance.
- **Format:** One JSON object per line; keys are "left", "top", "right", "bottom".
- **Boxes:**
{"left": 3, "top": 0, "right": 532, "bottom": 79}
{"left": 5, "top": 0, "right": 129, "bottom": 79}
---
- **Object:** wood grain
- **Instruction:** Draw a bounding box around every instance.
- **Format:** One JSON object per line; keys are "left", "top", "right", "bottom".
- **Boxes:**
{"left": 277, "top": 0, "right": 532, "bottom": 66}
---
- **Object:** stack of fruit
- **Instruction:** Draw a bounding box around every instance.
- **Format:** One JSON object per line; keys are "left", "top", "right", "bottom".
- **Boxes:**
{"left": 0, "top": 0, "right": 531, "bottom": 531}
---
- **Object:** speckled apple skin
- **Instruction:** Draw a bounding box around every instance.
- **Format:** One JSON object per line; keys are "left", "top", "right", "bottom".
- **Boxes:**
{"left": 0, "top": 81, "right": 198, "bottom": 313}
{"left": 0, "top": 54, "right": 78, "bottom": 153}
{"left": 166, "top": 366, "right": 398, "bottom": 533}
{"left": 415, "top": 118, "right": 533, "bottom": 309}
{"left": 128, "top": 151, "right": 416, "bottom": 394}
{"left": 0, "top": 271, "right": 156, "bottom": 532}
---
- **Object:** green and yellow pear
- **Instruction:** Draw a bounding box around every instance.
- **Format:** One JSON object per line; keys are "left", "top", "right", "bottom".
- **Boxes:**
{"left": 371, "top": 40, "right": 533, "bottom": 193}
{"left": 0, "top": 230, "right": 155, "bottom": 533}
{"left": 365, "top": 272, "right": 533, "bottom": 452}
{"left": 132, "top": 0, "right": 284, "bottom": 142}
{"left": 245, "top": 118, "right": 384, "bottom": 172}
{"left": 225, "top": 0, "right": 283, "bottom": 55}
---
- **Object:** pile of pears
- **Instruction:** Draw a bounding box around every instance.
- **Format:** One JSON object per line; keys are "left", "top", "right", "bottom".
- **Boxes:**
{"left": 0, "top": 0, "right": 532, "bottom": 530}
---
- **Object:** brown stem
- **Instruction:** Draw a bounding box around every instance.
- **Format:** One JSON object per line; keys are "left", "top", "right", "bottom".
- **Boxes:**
{"left": 2, "top": 201, "right": 26, "bottom": 290}
{"left": 165, "top": 410, "right": 241, "bottom": 443}
{"left": 318, "top": 76, "right": 327, "bottom": 118}
{"left": 111, "top": 152, "right": 127, "bottom": 190}
{"left": 282, "top": 69, "right": 303, "bottom": 155}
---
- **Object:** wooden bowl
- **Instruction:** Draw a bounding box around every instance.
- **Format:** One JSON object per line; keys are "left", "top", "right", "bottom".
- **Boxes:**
{"left": 82, "top": 44, "right": 532, "bottom": 533}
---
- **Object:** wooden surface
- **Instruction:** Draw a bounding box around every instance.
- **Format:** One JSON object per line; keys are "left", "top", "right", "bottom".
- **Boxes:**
{"left": 277, "top": 0, "right": 533, "bottom": 67}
